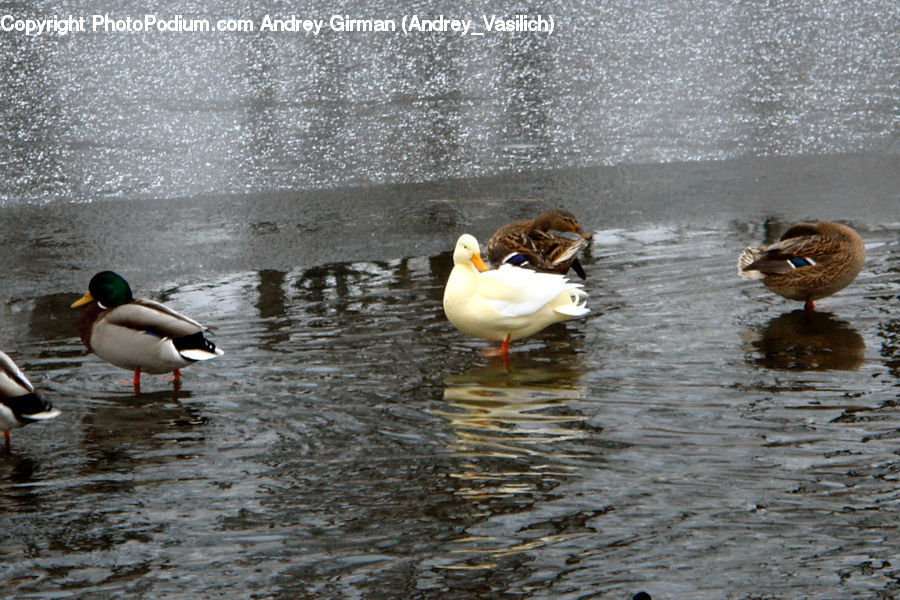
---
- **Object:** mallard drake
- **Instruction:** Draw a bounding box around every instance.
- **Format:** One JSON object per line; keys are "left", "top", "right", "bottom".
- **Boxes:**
{"left": 443, "top": 234, "right": 589, "bottom": 356}
{"left": 0, "top": 351, "right": 60, "bottom": 450}
{"left": 71, "top": 271, "right": 223, "bottom": 391}
{"left": 486, "top": 209, "right": 592, "bottom": 279}
{"left": 738, "top": 221, "right": 865, "bottom": 311}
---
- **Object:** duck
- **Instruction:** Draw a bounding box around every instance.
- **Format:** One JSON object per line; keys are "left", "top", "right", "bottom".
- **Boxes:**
{"left": 71, "top": 271, "right": 224, "bottom": 391}
{"left": 738, "top": 221, "right": 865, "bottom": 312}
{"left": 486, "top": 209, "right": 592, "bottom": 279}
{"left": 0, "top": 351, "right": 60, "bottom": 450}
{"left": 443, "top": 234, "right": 589, "bottom": 357}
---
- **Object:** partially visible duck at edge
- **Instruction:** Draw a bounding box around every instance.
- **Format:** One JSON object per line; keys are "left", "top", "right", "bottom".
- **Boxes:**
{"left": 72, "top": 271, "right": 224, "bottom": 392}
{"left": 0, "top": 351, "right": 60, "bottom": 451}
{"left": 738, "top": 221, "right": 865, "bottom": 312}
{"left": 487, "top": 209, "right": 592, "bottom": 279}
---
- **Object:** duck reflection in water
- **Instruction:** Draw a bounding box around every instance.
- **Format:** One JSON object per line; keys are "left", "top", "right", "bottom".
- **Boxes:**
{"left": 438, "top": 359, "right": 588, "bottom": 458}
{"left": 80, "top": 388, "right": 208, "bottom": 472}
{"left": 435, "top": 356, "right": 594, "bottom": 501}
{"left": 743, "top": 310, "right": 865, "bottom": 371}
{"left": 431, "top": 357, "right": 596, "bottom": 568}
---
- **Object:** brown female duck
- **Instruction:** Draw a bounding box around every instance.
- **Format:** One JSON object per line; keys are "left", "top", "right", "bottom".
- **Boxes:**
{"left": 486, "top": 210, "right": 592, "bottom": 279}
{"left": 738, "top": 221, "right": 865, "bottom": 311}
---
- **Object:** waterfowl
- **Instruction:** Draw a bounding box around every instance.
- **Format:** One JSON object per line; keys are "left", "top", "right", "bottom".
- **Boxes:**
{"left": 443, "top": 234, "right": 589, "bottom": 357}
{"left": 72, "top": 271, "right": 223, "bottom": 391}
{"left": 486, "top": 209, "right": 592, "bottom": 279}
{"left": 738, "top": 221, "right": 865, "bottom": 311}
{"left": 0, "top": 351, "right": 60, "bottom": 450}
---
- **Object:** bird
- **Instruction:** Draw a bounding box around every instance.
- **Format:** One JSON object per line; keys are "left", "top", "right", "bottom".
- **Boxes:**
{"left": 738, "top": 221, "right": 865, "bottom": 312}
{"left": 486, "top": 209, "right": 592, "bottom": 279}
{"left": 71, "top": 271, "right": 223, "bottom": 392}
{"left": 0, "top": 351, "right": 60, "bottom": 450}
{"left": 633, "top": 593, "right": 652, "bottom": 600}
{"left": 443, "top": 234, "right": 589, "bottom": 357}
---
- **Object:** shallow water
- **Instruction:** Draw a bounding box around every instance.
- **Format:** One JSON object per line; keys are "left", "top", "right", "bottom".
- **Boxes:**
{"left": 2, "top": 0, "right": 900, "bottom": 598}
{"left": 2, "top": 157, "right": 900, "bottom": 599}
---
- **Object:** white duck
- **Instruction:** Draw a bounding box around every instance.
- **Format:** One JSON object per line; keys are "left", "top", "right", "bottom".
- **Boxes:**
{"left": 0, "top": 351, "right": 61, "bottom": 450}
{"left": 443, "top": 234, "right": 589, "bottom": 356}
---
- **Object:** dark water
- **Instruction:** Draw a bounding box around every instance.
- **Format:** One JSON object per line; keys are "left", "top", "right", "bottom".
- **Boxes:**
{"left": 2, "top": 1, "right": 899, "bottom": 599}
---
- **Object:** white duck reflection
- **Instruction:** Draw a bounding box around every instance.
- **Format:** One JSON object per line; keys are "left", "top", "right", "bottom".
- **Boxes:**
{"left": 437, "top": 363, "right": 588, "bottom": 461}
{"left": 430, "top": 358, "right": 599, "bottom": 570}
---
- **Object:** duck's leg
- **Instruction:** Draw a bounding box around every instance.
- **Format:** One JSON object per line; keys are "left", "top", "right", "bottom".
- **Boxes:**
{"left": 133, "top": 368, "right": 141, "bottom": 393}
{"left": 482, "top": 335, "right": 512, "bottom": 358}
{"left": 804, "top": 298, "right": 815, "bottom": 312}
{"left": 500, "top": 336, "right": 512, "bottom": 370}
{"left": 4, "top": 430, "right": 10, "bottom": 452}
{"left": 173, "top": 369, "right": 181, "bottom": 382}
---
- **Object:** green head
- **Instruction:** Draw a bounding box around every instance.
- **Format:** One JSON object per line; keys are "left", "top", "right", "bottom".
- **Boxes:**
{"left": 71, "top": 271, "right": 134, "bottom": 309}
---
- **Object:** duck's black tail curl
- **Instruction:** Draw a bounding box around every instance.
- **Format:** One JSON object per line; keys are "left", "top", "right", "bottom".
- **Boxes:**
{"left": 174, "top": 332, "right": 224, "bottom": 361}
{"left": 4, "top": 393, "right": 60, "bottom": 424}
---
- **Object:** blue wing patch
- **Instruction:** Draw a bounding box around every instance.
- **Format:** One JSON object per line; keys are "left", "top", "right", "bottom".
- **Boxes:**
{"left": 503, "top": 253, "right": 529, "bottom": 267}
{"left": 787, "top": 257, "right": 816, "bottom": 268}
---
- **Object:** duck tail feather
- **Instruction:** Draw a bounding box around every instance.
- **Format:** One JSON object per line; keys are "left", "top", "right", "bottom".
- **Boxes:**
{"left": 174, "top": 332, "right": 224, "bottom": 361}
{"left": 738, "top": 247, "right": 765, "bottom": 279}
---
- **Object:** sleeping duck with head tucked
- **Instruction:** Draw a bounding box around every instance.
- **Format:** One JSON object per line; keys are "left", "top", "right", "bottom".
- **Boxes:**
{"left": 486, "top": 209, "right": 592, "bottom": 279}
{"left": 738, "top": 221, "right": 865, "bottom": 312}
{"left": 72, "top": 271, "right": 223, "bottom": 392}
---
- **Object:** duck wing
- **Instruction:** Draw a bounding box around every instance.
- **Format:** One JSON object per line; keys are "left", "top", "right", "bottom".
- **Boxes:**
{"left": 0, "top": 352, "right": 35, "bottom": 397}
{"left": 542, "top": 235, "right": 588, "bottom": 278}
{"left": 478, "top": 266, "right": 584, "bottom": 318}
{"left": 103, "top": 299, "right": 209, "bottom": 338}
{"left": 489, "top": 226, "right": 588, "bottom": 278}
{"left": 742, "top": 224, "right": 836, "bottom": 275}
{"left": 487, "top": 224, "right": 542, "bottom": 265}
